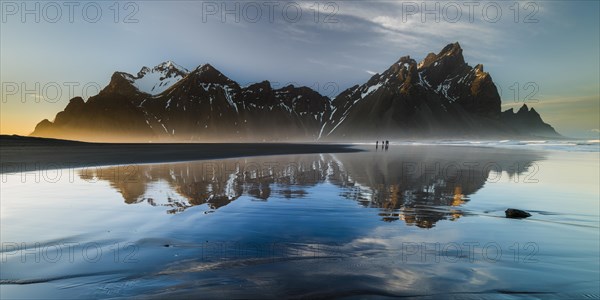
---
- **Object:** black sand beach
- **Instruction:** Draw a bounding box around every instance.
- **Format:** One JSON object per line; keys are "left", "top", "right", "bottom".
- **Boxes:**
{"left": 0, "top": 135, "right": 360, "bottom": 173}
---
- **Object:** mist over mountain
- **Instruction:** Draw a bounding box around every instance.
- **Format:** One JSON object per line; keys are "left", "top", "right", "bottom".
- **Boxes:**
{"left": 31, "top": 43, "right": 559, "bottom": 142}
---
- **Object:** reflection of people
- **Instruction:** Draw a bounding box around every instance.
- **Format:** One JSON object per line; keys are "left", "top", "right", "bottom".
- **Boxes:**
{"left": 385, "top": 140, "right": 389, "bottom": 150}
{"left": 376, "top": 141, "right": 379, "bottom": 149}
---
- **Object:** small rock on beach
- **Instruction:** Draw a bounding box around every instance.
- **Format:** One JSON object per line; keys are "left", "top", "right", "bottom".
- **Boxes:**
{"left": 505, "top": 208, "right": 532, "bottom": 219}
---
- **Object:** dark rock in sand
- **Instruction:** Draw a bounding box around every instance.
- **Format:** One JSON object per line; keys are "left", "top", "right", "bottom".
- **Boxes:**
{"left": 505, "top": 209, "right": 532, "bottom": 219}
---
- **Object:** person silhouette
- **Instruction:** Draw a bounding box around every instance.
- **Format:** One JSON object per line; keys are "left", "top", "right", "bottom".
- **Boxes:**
{"left": 376, "top": 140, "right": 379, "bottom": 149}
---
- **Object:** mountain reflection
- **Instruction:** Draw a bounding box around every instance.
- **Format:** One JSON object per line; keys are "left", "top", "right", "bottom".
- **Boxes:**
{"left": 78, "top": 146, "right": 544, "bottom": 227}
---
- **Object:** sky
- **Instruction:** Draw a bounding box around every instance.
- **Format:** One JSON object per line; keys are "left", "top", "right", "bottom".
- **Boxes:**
{"left": 1, "top": 0, "right": 598, "bottom": 138}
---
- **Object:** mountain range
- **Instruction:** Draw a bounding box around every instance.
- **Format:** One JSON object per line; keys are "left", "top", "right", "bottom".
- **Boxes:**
{"left": 31, "top": 43, "right": 560, "bottom": 142}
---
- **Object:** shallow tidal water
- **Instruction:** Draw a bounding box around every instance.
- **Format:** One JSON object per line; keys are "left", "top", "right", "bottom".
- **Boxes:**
{"left": 1, "top": 144, "right": 599, "bottom": 299}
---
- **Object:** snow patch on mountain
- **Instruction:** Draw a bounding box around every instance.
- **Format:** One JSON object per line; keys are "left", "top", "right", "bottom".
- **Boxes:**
{"left": 124, "top": 61, "right": 189, "bottom": 95}
{"left": 360, "top": 83, "right": 383, "bottom": 99}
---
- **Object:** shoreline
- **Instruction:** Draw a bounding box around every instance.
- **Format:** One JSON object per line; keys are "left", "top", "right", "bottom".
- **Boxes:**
{"left": 0, "top": 135, "right": 361, "bottom": 174}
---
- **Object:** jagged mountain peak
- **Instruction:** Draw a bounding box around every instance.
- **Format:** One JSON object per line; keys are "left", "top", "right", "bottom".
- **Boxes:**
{"left": 510, "top": 104, "right": 539, "bottom": 117}
{"left": 418, "top": 52, "right": 438, "bottom": 69}
{"left": 138, "top": 60, "right": 189, "bottom": 75}
{"left": 435, "top": 42, "right": 464, "bottom": 64}
{"left": 245, "top": 80, "right": 273, "bottom": 92}
{"left": 138, "top": 66, "right": 151, "bottom": 75}
{"left": 104, "top": 72, "right": 144, "bottom": 96}
{"left": 194, "top": 63, "right": 223, "bottom": 74}
{"left": 390, "top": 56, "right": 417, "bottom": 76}
{"left": 396, "top": 55, "right": 414, "bottom": 64}
{"left": 67, "top": 96, "right": 85, "bottom": 107}
{"left": 117, "top": 61, "right": 190, "bottom": 96}
{"left": 519, "top": 104, "right": 540, "bottom": 116}
{"left": 392, "top": 56, "right": 417, "bottom": 71}
{"left": 417, "top": 42, "right": 465, "bottom": 73}
{"left": 502, "top": 104, "right": 557, "bottom": 137}
{"left": 518, "top": 104, "right": 529, "bottom": 113}
{"left": 30, "top": 43, "right": 560, "bottom": 141}
{"left": 157, "top": 60, "right": 188, "bottom": 72}
{"left": 439, "top": 42, "right": 462, "bottom": 57}
{"left": 472, "top": 64, "right": 490, "bottom": 80}
{"left": 192, "top": 63, "right": 224, "bottom": 77}
{"left": 186, "top": 63, "right": 236, "bottom": 86}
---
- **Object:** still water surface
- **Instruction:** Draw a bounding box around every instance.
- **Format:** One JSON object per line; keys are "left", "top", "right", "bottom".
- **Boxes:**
{"left": 1, "top": 145, "right": 598, "bottom": 299}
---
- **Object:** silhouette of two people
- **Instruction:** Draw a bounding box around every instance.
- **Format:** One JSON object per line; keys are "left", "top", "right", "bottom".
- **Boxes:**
{"left": 376, "top": 140, "right": 389, "bottom": 151}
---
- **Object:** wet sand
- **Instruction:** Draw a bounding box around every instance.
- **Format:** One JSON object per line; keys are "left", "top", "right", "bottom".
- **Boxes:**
{"left": 0, "top": 135, "right": 360, "bottom": 173}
